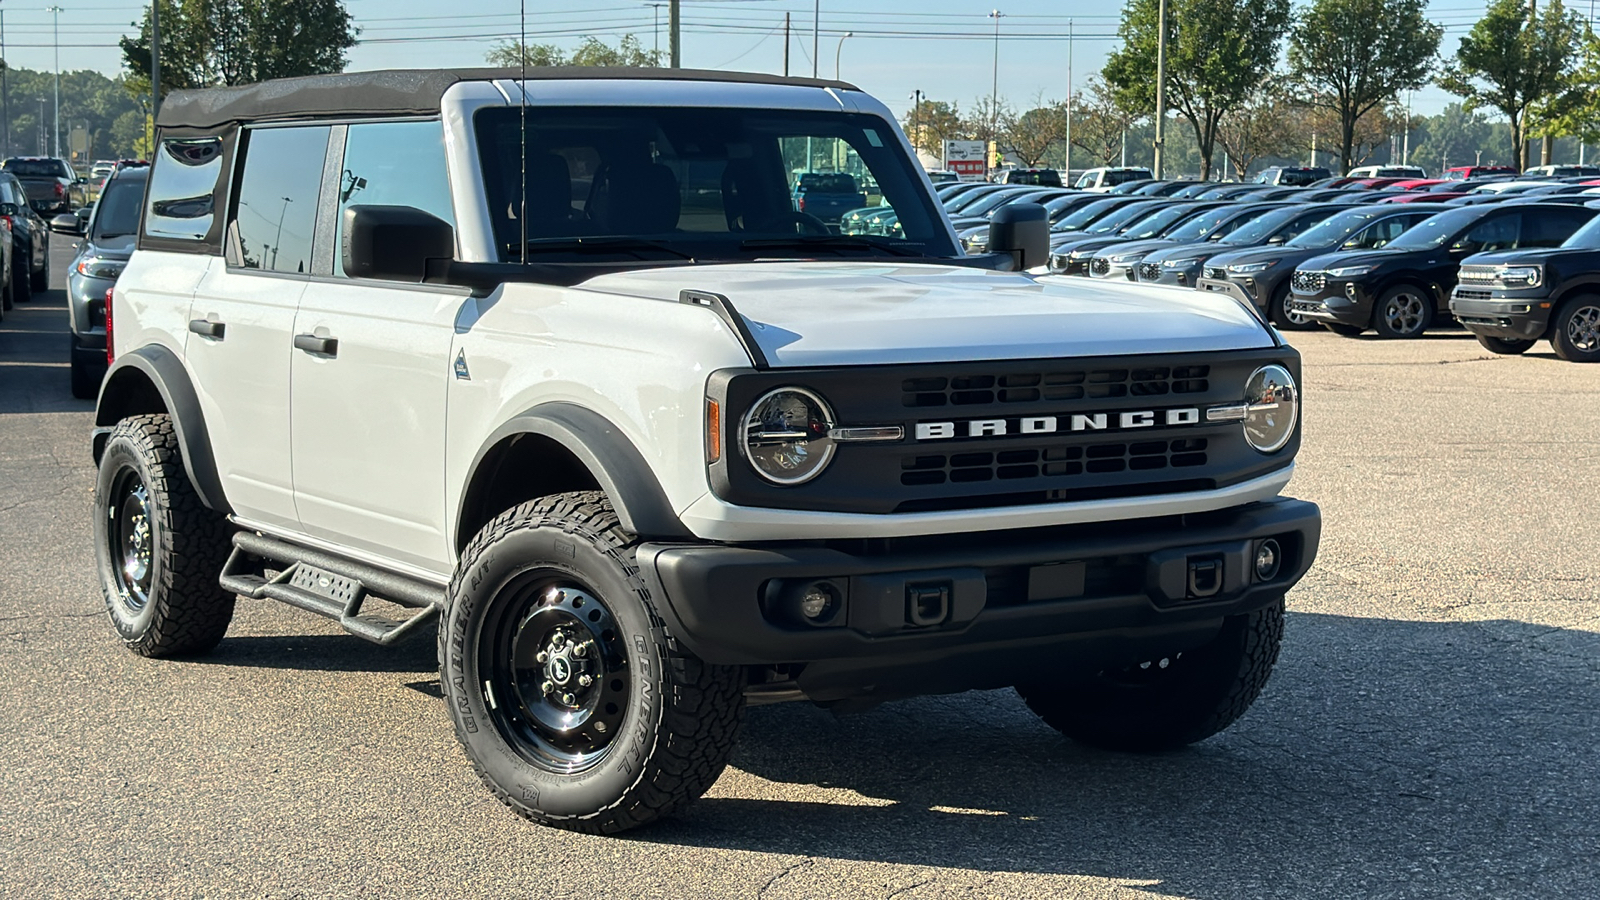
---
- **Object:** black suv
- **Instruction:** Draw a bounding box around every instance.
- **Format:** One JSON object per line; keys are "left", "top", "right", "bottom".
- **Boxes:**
{"left": 1449, "top": 213, "right": 1600, "bottom": 362}
{"left": 0, "top": 172, "right": 49, "bottom": 304}
{"left": 1288, "top": 202, "right": 1600, "bottom": 338}
{"left": 1198, "top": 204, "right": 1450, "bottom": 329}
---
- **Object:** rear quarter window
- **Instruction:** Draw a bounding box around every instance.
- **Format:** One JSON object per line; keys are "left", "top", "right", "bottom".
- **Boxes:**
{"left": 144, "top": 137, "right": 226, "bottom": 242}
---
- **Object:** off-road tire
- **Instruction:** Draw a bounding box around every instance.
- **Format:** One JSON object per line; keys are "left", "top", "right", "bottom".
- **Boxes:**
{"left": 93, "top": 414, "right": 235, "bottom": 656}
{"left": 1268, "top": 284, "right": 1315, "bottom": 331}
{"left": 440, "top": 491, "right": 745, "bottom": 834}
{"left": 1550, "top": 296, "right": 1600, "bottom": 363}
{"left": 1476, "top": 334, "right": 1535, "bottom": 356}
{"left": 1371, "top": 285, "right": 1433, "bottom": 338}
{"left": 1017, "top": 597, "right": 1284, "bottom": 752}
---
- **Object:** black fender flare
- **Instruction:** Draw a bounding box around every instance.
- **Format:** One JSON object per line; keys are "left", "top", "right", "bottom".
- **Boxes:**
{"left": 1552, "top": 277, "right": 1600, "bottom": 307}
{"left": 459, "top": 402, "right": 693, "bottom": 545}
{"left": 93, "top": 344, "right": 233, "bottom": 515}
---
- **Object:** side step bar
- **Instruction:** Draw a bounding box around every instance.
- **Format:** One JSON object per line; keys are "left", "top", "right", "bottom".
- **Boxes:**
{"left": 219, "top": 531, "right": 444, "bottom": 646}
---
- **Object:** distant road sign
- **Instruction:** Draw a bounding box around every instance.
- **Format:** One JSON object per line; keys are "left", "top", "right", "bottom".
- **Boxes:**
{"left": 943, "top": 140, "right": 987, "bottom": 181}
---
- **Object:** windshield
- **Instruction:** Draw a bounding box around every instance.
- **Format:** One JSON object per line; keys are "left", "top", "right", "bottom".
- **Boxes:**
{"left": 1053, "top": 198, "right": 1127, "bottom": 232}
{"left": 1287, "top": 208, "right": 1382, "bottom": 248}
{"left": 92, "top": 176, "right": 145, "bottom": 241}
{"left": 1562, "top": 216, "right": 1600, "bottom": 249}
{"left": 1216, "top": 204, "right": 1305, "bottom": 243}
{"left": 961, "top": 188, "right": 1042, "bottom": 217}
{"left": 473, "top": 106, "right": 954, "bottom": 261}
{"left": 1084, "top": 201, "right": 1164, "bottom": 235}
{"left": 946, "top": 185, "right": 1006, "bottom": 213}
{"left": 1118, "top": 203, "right": 1200, "bottom": 240}
{"left": 1385, "top": 208, "right": 1481, "bottom": 250}
{"left": 1165, "top": 206, "right": 1258, "bottom": 242}
{"left": 3, "top": 158, "right": 69, "bottom": 178}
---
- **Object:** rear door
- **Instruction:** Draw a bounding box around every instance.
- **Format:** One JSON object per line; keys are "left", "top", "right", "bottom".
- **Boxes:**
{"left": 288, "top": 120, "right": 462, "bottom": 573}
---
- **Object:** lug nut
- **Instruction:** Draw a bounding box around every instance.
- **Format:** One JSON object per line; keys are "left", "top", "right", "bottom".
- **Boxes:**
{"left": 551, "top": 632, "right": 566, "bottom": 646}
{"left": 540, "top": 681, "right": 553, "bottom": 694}
{"left": 535, "top": 651, "right": 548, "bottom": 663}
{"left": 572, "top": 643, "right": 587, "bottom": 658}
{"left": 561, "top": 692, "right": 576, "bottom": 705}
{"left": 578, "top": 675, "right": 593, "bottom": 687}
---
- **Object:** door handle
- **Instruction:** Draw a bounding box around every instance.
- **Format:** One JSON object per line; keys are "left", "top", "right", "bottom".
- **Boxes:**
{"left": 293, "top": 333, "right": 338, "bottom": 356}
{"left": 188, "top": 318, "right": 225, "bottom": 339}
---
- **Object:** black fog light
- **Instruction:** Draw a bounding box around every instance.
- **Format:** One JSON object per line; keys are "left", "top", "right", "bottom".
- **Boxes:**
{"left": 1254, "top": 539, "right": 1282, "bottom": 581}
{"left": 764, "top": 579, "right": 845, "bottom": 628}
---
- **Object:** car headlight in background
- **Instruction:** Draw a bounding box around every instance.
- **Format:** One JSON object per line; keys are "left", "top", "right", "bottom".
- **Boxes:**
{"left": 1162, "top": 257, "right": 1200, "bottom": 268}
{"left": 741, "top": 388, "right": 836, "bottom": 484}
{"left": 1459, "top": 264, "right": 1542, "bottom": 289}
{"left": 1326, "top": 264, "right": 1376, "bottom": 278}
{"left": 1242, "top": 365, "right": 1298, "bottom": 453}
{"left": 1069, "top": 248, "right": 1095, "bottom": 259}
{"left": 1228, "top": 260, "right": 1278, "bottom": 274}
{"left": 1108, "top": 252, "right": 1142, "bottom": 264}
{"left": 75, "top": 257, "right": 124, "bottom": 279}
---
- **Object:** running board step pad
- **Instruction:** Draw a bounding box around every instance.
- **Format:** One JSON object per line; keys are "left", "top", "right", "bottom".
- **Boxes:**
{"left": 218, "top": 533, "right": 444, "bottom": 646}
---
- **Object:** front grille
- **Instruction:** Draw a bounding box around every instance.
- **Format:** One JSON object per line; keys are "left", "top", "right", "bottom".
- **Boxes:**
{"left": 1203, "top": 266, "right": 1226, "bottom": 281}
{"left": 1138, "top": 263, "right": 1162, "bottom": 281}
{"left": 1454, "top": 289, "right": 1493, "bottom": 301}
{"left": 902, "top": 365, "right": 1211, "bottom": 408}
{"left": 900, "top": 438, "right": 1210, "bottom": 487}
{"left": 1089, "top": 257, "right": 1111, "bottom": 276}
{"left": 1292, "top": 271, "right": 1326, "bottom": 293}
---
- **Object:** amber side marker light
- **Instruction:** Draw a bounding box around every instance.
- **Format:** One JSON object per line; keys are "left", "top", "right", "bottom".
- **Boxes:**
{"left": 706, "top": 399, "right": 722, "bottom": 463}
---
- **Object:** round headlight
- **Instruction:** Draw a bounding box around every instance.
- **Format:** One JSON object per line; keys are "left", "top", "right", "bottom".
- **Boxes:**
{"left": 741, "top": 388, "right": 836, "bottom": 485}
{"left": 1243, "top": 365, "right": 1298, "bottom": 453}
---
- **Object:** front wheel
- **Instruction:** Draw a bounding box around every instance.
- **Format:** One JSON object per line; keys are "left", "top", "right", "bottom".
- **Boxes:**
{"left": 1268, "top": 285, "right": 1316, "bottom": 331}
{"left": 1017, "top": 598, "right": 1284, "bottom": 751}
{"left": 1476, "top": 334, "right": 1535, "bottom": 356}
{"left": 1550, "top": 296, "right": 1600, "bottom": 363}
{"left": 93, "top": 414, "right": 235, "bottom": 656}
{"left": 1371, "top": 285, "right": 1433, "bottom": 338}
{"left": 440, "top": 492, "right": 745, "bottom": 833}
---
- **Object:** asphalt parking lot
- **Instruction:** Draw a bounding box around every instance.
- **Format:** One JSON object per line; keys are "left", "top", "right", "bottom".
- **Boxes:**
{"left": 1, "top": 242, "right": 1596, "bottom": 899}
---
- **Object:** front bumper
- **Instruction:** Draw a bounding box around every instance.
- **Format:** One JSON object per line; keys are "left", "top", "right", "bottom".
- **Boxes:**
{"left": 67, "top": 271, "right": 117, "bottom": 336}
{"left": 1288, "top": 283, "right": 1370, "bottom": 326}
{"left": 1449, "top": 289, "right": 1554, "bottom": 340}
{"left": 640, "top": 497, "right": 1321, "bottom": 700}
{"left": 1138, "top": 262, "right": 1202, "bottom": 287}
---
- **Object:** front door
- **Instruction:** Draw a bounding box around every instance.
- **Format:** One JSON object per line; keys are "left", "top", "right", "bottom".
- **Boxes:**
{"left": 288, "top": 120, "right": 461, "bottom": 573}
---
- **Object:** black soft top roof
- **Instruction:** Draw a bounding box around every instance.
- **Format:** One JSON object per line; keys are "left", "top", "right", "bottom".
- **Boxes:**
{"left": 156, "top": 67, "right": 860, "bottom": 130}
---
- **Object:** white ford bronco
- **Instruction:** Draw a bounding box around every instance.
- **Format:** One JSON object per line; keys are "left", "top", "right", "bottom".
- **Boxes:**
{"left": 92, "top": 68, "right": 1320, "bottom": 833}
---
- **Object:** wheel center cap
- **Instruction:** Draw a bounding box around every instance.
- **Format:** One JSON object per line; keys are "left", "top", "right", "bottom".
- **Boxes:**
{"left": 549, "top": 657, "right": 572, "bottom": 684}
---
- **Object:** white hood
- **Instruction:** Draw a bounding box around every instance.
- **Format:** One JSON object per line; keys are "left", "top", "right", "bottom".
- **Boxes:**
{"left": 579, "top": 262, "right": 1274, "bottom": 368}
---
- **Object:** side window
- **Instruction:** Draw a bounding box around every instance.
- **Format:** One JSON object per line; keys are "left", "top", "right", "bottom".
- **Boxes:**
{"left": 1457, "top": 214, "right": 1519, "bottom": 253}
{"left": 335, "top": 120, "right": 454, "bottom": 273}
{"left": 1520, "top": 209, "right": 1591, "bottom": 248}
{"left": 144, "top": 136, "right": 225, "bottom": 241}
{"left": 1351, "top": 218, "right": 1408, "bottom": 249}
{"left": 230, "top": 126, "right": 329, "bottom": 274}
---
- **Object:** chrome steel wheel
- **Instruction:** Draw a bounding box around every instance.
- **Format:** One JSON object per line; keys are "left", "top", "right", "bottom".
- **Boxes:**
{"left": 1566, "top": 304, "right": 1600, "bottom": 353}
{"left": 479, "top": 576, "right": 631, "bottom": 774}
{"left": 107, "top": 469, "right": 154, "bottom": 613}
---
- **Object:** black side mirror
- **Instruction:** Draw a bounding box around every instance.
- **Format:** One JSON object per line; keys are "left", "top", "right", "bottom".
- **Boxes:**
{"left": 342, "top": 205, "right": 454, "bottom": 282}
{"left": 1267, "top": 233, "right": 1286, "bottom": 245}
{"left": 987, "top": 203, "right": 1049, "bottom": 270}
{"left": 50, "top": 213, "right": 82, "bottom": 235}
{"left": 0, "top": 202, "right": 18, "bottom": 217}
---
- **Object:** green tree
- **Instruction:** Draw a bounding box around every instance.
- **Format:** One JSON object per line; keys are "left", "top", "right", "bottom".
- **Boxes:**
{"left": 121, "top": 0, "right": 358, "bottom": 92}
{"left": 1530, "top": 28, "right": 1600, "bottom": 147}
{"left": 1001, "top": 98, "right": 1068, "bottom": 167}
{"left": 1437, "top": 0, "right": 1584, "bottom": 170}
{"left": 487, "top": 35, "right": 661, "bottom": 68}
{"left": 1103, "top": 0, "right": 1291, "bottom": 180}
{"left": 0, "top": 66, "right": 147, "bottom": 161}
{"left": 1286, "top": 0, "right": 1442, "bottom": 173}
{"left": 1215, "top": 86, "right": 1298, "bottom": 179}
{"left": 1411, "top": 102, "right": 1493, "bottom": 173}
{"left": 1070, "top": 77, "right": 1133, "bottom": 166}
{"left": 901, "top": 99, "right": 964, "bottom": 157}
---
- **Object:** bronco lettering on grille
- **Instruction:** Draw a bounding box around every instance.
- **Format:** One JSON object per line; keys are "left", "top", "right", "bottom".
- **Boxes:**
{"left": 915, "top": 408, "right": 1204, "bottom": 440}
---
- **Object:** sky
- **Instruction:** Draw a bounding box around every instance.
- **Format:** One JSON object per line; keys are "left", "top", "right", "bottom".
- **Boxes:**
{"left": 0, "top": 0, "right": 1589, "bottom": 124}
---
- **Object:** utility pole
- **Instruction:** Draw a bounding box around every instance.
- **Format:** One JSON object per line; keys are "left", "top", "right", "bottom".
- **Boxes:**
{"left": 1402, "top": 90, "right": 1412, "bottom": 165}
{"left": 1064, "top": 18, "right": 1072, "bottom": 180}
{"left": 811, "top": 0, "right": 819, "bottom": 78}
{"left": 1, "top": 1, "right": 9, "bottom": 159}
{"left": 152, "top": 0, "right": 161, "bottom": 127}
{"left": 48, "top": 5, "right": 61, "bottom": 160}
{"left": 1153, "top": 0, "right": 1167, "bottom": 179}
{"left": 669, "top": 0, "right": 680, "bottom": 68}
{"left": 911, "top": 89, "right": 923, "bottom": 155}
{"left": 783, "top": 12, "right": 790, "bottom": 76}
{"left": 989, "top": 9, "right": 1003, "bottom": 173}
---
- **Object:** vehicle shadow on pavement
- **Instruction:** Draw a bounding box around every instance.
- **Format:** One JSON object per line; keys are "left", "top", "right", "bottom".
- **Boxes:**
{"left": 197, "top": 632, "right": 438, "bottom": 675}
{"left": 0, "top": 290, "right": 95, "bottom": 416}
{"left": 639, "top": 611, "right": 1599, "bottom": 898}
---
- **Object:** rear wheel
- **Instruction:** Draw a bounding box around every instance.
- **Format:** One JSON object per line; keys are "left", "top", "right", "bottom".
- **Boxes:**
{"left": 30, "top": 239, "right": 48, "bottom": 291}
{"left": 1268, "top": 285, "right": 1316, "bottom": 331}
{"left": 1476, "top": 334, "right": 1535, "bottom": 356}
{"left": 93, "top": 414, "right": 235, "bottom": 656}
{"left": 440, "top": 492, "right": 745, "bottom": 833}
{"left": 1550, "top": 296, "right": 1600, "bottom": 363}
{"left": 1371, "top": 285, "right": 1433, "bottom": 338}
{"left": 11, "top": 252, "right": 31, "bottom": 304}
{"left": 1017, "top": 598, "right": 1284, "bottom": 751}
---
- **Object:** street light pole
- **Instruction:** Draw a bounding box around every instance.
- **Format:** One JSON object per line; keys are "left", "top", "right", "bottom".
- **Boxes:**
{"left": 1153, "top": 0, "right": 1167, "bottom": 179}
{"left": 1, "top": 1, "right": 9, "bottom": 158}
{"left": 47, "top": 5, "right": 61, "bottom": 160}
{"left": 1064, "top": 18, "right": 1072, "bottom": 180}
{"left": 911, "top": 89, "right": 923, "bottom": 156}
{"left": 811, "top": 0, "right": 819, "bottom": 78}
{"left": 834, "top": 31, "right": 851, "bottom": 80}
{"left": 989, "top": 9, "right": 1003, "bottom": 174}
{"left": 668, "top": 0, "right": 679, "bottom": 68}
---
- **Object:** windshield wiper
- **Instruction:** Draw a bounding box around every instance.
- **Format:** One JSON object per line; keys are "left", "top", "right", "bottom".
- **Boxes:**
{"left": 740, "top": 235, "right": 925, "bottom": 257}
{"left": 514, "top": 237, "right": 694, "bottom": 261}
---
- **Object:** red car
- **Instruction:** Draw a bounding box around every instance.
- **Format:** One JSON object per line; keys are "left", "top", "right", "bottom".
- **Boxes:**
{"left": 1443, "top": 165, "right": 1518, "bottom": 180}
{"left": 1378, "top": 192, "right": 1468, "bottom": 203}
{"left": 1388, "top": 179, "right": 1447, "bottom": 191}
